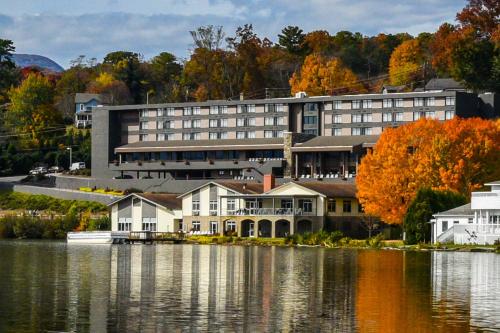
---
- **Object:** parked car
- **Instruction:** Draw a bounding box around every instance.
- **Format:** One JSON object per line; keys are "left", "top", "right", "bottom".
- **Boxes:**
{"left": 29, "top": 167, "right": 48, "bottom": 175}
{"left": 113, "top": 175, "right": 133, "bottom": 179}
{"left": 48, "top": 166, "right": 64, "bottom": 173}
{"left": 70, "top": 162, "right": 86, "bottom": 171}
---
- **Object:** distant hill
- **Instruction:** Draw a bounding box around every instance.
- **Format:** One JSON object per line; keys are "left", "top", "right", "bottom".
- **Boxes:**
{"left": 11, "top": 54, "right": 64, "bottom": 73}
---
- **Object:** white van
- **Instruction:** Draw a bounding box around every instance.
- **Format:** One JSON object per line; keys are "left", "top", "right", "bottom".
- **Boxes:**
{"left": 70, "top": 162, "right": 86, "bottom": 171}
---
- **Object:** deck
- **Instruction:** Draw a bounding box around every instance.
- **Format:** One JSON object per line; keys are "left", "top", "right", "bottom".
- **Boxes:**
{"left": 126, "top": 231, "right": 186, "bottom": 244}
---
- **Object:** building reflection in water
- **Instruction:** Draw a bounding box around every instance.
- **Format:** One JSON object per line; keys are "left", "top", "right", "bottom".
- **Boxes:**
{"left": 3, "top": 242, "right": 499, "bottom": 332}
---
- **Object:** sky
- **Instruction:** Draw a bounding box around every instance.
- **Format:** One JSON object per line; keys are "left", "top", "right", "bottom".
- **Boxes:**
{"left": 0, "top": 0, "right": 466, "bottom": 68}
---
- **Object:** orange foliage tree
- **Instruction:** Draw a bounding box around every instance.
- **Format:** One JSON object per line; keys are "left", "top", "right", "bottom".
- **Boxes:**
{"left": 289, "top": 53, "right": 365, "bottom": 96}
{"left": 388, "top": 39, "right": 424, "bottom": 86}
{"left": 356, "top": 118, "right": 500, "bottom": 224}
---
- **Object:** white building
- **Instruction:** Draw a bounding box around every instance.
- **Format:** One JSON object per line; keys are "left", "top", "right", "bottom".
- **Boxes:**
{"left": 108, "top": 193, "right": 183, "bottom": 232}
{"left": 431, "top": 181, "right": 500, "bottom": 245}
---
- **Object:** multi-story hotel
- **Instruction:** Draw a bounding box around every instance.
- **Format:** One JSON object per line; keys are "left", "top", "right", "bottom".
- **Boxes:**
{"left": 92, "top": 86, "right": 495, "bottom": 182}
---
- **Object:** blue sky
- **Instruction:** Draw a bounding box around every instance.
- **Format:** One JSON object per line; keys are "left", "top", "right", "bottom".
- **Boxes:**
{"left": 0, "top": 0, "right": 466, "bottom": 68}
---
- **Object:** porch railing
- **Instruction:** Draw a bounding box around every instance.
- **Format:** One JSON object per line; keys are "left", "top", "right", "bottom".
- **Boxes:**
{"left": 227, "top": 208, "right": 314, "bottom": 216}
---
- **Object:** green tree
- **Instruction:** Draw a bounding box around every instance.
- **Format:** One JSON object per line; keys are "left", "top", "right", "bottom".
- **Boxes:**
{"left": 404, "top": 188, "right": 466, "bottom": 244}
{"left": 0, "top": 39, "right": 20, "bottom": 103}
{"left": 6, "top": 73, "right": 61, "bottom": 147}
{"left": 278, "top": 26, "right": 306, "bottom": 55}
{"left": 149, "top": 52, "right": 183, "bottom": 102}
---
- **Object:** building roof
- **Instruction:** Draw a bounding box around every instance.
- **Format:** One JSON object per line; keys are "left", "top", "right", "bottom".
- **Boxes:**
{"left": 293, "top": 181, "right": 357, "bottom": 197}
{"left": 75, "top": 93, "right": 110, "bottom": 104}
{"left": 485, "top": 180, "right": 500, "bottom": 186}
{"left": 214, "top": 181, "right": 264, "bottom": 194}
{"left": 291, "top": 135, "right": 379, "bottom": 152}
{"left": 382, "top": 85, "right": 407, "bottom": 93}
{"left": 108, "top": 192, "right": 182, "bottom": 210}
{"left": 434, "top": 203, "right": 472, "bottom": 217}
{"left": 115, "top": 138, "right": 284, "bottom": 153}
{"left": 424, "top": 78, "right": 465, "bottom": 91}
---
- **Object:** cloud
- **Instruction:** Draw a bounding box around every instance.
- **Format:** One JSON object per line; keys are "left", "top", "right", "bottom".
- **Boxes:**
{"left": 0, "top": 0, "right": 464, "bottom": 68}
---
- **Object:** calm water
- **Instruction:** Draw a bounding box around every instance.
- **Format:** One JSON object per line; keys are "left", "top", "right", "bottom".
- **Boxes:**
{"left": 0, "top": 241, "right": 499, "bottom": 333}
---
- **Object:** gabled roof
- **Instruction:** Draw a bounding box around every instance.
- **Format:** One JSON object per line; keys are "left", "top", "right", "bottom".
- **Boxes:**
{"left": 177, "top": 181, "right": 264, "bottom": 198}
{"left": 264, "top": 181, "right": 357, "bottom": 198}
{"left": 434, "top": 203, "right": 472, "bottom": 217}
{"left": 424, "top": 78, "right": 464, "bottom": 91}
{"left": 108, "top": 192, "right": 182, "bottom": 210}
{"left": 75, "top": 93, "right": 111, "bottom": 104}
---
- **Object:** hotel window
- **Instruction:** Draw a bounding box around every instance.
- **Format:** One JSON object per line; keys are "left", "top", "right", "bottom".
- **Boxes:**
{"left": 157, "top": 120, "right": 164, "bottom": 129}
{"left": 363, "top": 113, "right": 372, "bottom": 123}
{"left": 351, "top": 127, "right": 372, "bottom": 135}
{"left": 333, "top": 114, "right": 342, "bottom": 124}
{"left": 333, "top": 100, "right": 343, "bottom": 110}
{"left": 327, "top": 199, "right": 336, "bottom": 212}
{"left": 303, "top": 116, "right": 317, "bottom": 124}
{"left": 442, "top": 221, "right": 448, "bottom": 232}
{"left": 142, "top": 217, "right": 157, "bottom": 231}
{"left": 351, "top": 100, "right": 361, "bottom": 109}
{"left": 362, "top": 100, "right": 372, "bottom": 109}
{"left": 220, "top": 118, "right": 228, "bottom": 127}
{"left": 264, "top": 130, "right": 273, "bottom": 138}
{"left": 140, "top": 110, "right": 149, "bottom": 117}
{"left": 157, "top": 108, "right": 164, "bottom": 117}
{"left": 332, "top": 128, "right": 342, "bottom": 136}
{"left": 394, "top": 112, "right": 403, "bottom": 121}
{"left": 445, "top": 110, "right": 455, "bottom": 120}
{"left": 209, "top": 132, "right": 228, "bottom": 140}
{"left": 165, "top": 120, "right": 174, "bottom": 129}
{"left": 445, "top": 96, "right": 455, "bottom": 106}
{"left": 247, "top": 131, "right": 256, "bottom": 138}
{"left": 210, "top": 221, "right": 218, "bottom": 234}
{"left": 192, "top": 200, "right": 200, "bottom": 212}
{"left": 395, "top": 98, "right": 404, "bottom": 107}
{"left": 183, "top": 132, "right": 200, "bottom": 140}
{"left": 276, "top": 117, "right": 285, "bottom": 125}
{"left": 209, "top": 200, "right": 218, "bottom": 215}
{"left": 165, "top": 133, "right": 174, "bottom": 140}
{"left": 414, "top": 98, "right": 424, "bottom": 107}
{"left": 425, "top": 97, "right": 435, "bottom": 106}
{"left": 343, "top": 200, "right": 352, "bottom": 213}
{"left": 192, "top": 221, "right": 201, "bottom": 231}
{"left": 383, "top": 99, "right": 393, "bottom": 108}
{"left": 425, "top": 111, "right": 436, "bottom": 119}
{"left": 382, "top": 113, "right": 393, "bottom": 122}
{"left": 227, "top": 199, "right": 236, "bottom": 212}
{"left": 192, "top": 119, "right": 201, "bottom": 128}
{"left": 156, "top": 133, "right": 165, "bottom": 141}
{"left": 236, "top": 131, "right": 245, "bottom": 139}
{"left": 140, "top": 121, "right": 148, "bottom": 130}
{"left": 183, "top": 120, "right": 191, "bottom": 128}
{"left": 192, "top": 106, "right": 201, "bottom": 115}
{"left": 166, "top": 107, "right": 175, "bottom": 116}
{"left": 299, "top": 199, "right": 313, "bottom": 213}
{"left": 275, "top": 104, "right": 284, "bottom": 112}
{"left": 413, "top": 112, "right": 423, "bottom": 120}
{"left": 238, "top": 104, "right": 255, "bottom": 113}
{"left": 183, "top": 107, "right": 192, "bottom": 116}
{"left": 220, "top": 105, "right": 228, "bottom": 114}
{"left": 139, "top": 134, "right": 148, "bottom": 141}
{"left": 209, "top": 119, "right": 218, "bottom": 128}
{"left": 352, "top": 114, "right": 362, "bottom": 123}
{"left": 265, "top": 117, "right": 274, "bottom": 126}
{"left": 210, "top": 106, "right": 219, "bottom": 115}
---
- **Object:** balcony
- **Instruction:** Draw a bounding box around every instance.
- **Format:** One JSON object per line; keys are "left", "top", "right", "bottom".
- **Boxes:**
{"left": 227, "top": 208, "right": 314, "bottom": 216}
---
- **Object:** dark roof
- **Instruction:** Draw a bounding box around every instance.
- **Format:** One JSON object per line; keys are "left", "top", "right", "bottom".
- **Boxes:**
{"left": 75, "top": 93, "right": 110, "bottom": 104}
{"left": 138, "top": 193, "right": 182, "bottom": 210}
{"left": 115, "top": 138, "right": 283, "bottom": 152}
{"left": 434, "top": 203, "right": 472, "bottom": 216}
{"left": 424, "top": 78, "right": 465, "bottom": 91}
{"left": 292, "top": 135, "right": 379, "bottom": 152}
{"left": 294, "top": 181, "right": 357, "bottom": 197}
{"left": 108, "top": 192, "right": 182, "bottom": 210}
{"left": 485, "top": 180, "right": 500, "bottom": 186}
{"left": 214, "top": 181, "right": 264, "bottom": 194}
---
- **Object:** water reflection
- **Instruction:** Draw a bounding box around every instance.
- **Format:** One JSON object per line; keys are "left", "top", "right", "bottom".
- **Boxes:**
{"left": 0, "top": 241, "right": 499, "bottom": 332}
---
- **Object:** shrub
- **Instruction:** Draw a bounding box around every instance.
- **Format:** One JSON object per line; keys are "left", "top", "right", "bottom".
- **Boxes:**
{"left": 124, "top": 188, "right": 143, "bottom": 194}
{"left": 366, "top": 233, "right": 385, "bottom": 248}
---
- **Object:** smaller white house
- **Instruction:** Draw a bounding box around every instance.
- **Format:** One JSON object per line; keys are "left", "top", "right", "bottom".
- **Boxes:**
{"left": 108, "top": 193, "right": 183, "bottom": 232}
{"left": 431, "top": 181, "right": 500, "bottom": 245}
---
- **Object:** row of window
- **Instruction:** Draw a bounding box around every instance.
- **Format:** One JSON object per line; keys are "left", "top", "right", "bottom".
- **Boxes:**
{"left": 332, "top": 97, "right": 455, "bottom": 110}
{"left": 331, "top": 110, "right": 455, "bottom": 124}
{"left": 141, "top": 104, "right": 286, "bottom": 118}
{"left": 141, "top": 130, "right": 285, "bottom": 141}
{"left": 148, "top": 117, "right": 287, "bottom": 129}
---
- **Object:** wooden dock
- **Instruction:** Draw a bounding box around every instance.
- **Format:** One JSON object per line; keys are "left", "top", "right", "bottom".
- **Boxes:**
{"left": 126, "top": 231, "right": 186, "bottom": 244}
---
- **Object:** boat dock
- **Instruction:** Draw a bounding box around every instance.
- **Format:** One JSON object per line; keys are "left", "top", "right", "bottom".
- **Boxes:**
{"left": 67, "top": 231, "right": 186, "bottom": 244}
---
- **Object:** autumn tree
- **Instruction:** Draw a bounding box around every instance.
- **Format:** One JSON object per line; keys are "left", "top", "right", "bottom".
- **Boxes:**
{"left": 289, "top": 53, "right": 365, "bottom": 95}
{"left": 356, "top": 118, "right": 500, "bottom": 224}
{"left": 190, "top": 25, "right": 225, "bottom": 51}
{"left": 6, "top": 73, "right": 61, "bottom": 147}
{"left": 388, "top": 39, "right": 426, "bottom": 87}
{"left": 87, "top": 72, "right": 132, "bottom": 104}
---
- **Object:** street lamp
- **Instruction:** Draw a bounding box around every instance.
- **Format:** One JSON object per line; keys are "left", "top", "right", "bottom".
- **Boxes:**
{"left": 66, "top": 147, "right": 72, "bottom": 169}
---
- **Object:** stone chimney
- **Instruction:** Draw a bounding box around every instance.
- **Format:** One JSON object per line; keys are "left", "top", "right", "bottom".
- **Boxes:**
{"left": 263, "top": 174, "right": 276, "bottom": 192}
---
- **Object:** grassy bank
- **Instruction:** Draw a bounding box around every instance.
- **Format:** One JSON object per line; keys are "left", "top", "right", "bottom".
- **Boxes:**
{"left": 186, "top": 232, "right": 499, "bottom": 253}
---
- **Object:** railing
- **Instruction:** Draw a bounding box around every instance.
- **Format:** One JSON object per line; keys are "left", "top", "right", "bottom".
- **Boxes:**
{"left": 437, "top": 224, "right": 500, "bottom": 244}
{"left": 471, "top": 192, "right": 499, "bottom": 197}
{"left": 128, "top": 231, "right": 185, "bottom": 241}
{"left": 227, "top": 208, "right": 314, "bottom": 216}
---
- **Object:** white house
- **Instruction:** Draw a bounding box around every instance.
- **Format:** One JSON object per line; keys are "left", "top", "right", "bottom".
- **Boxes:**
{"left": 108, "top": 193, "right": 183, "bottom": 232}
{"left": 431, "top": 181, "right": 500, "bottom": 245}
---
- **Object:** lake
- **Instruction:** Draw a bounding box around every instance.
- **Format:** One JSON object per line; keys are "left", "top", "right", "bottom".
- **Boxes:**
{"left": 0, "top": 241, "right": 499, "bottom": 332}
